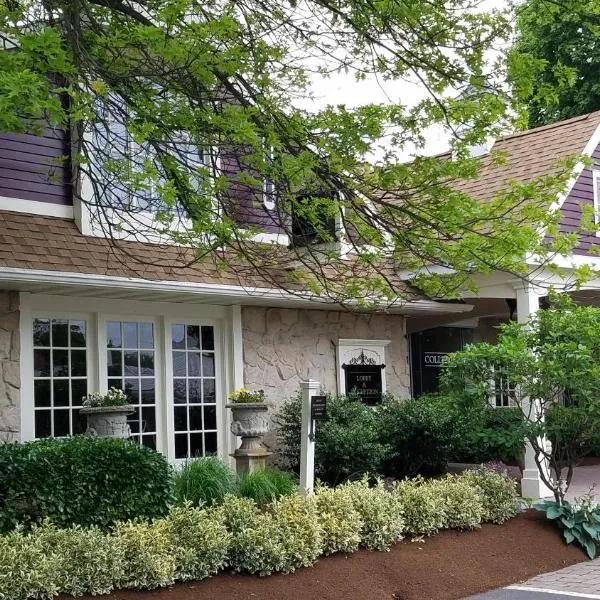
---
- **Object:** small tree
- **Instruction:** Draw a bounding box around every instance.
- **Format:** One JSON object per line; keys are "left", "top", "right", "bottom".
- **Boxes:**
{"left": 441, "top": 294, "right": 600, "bottom": 504}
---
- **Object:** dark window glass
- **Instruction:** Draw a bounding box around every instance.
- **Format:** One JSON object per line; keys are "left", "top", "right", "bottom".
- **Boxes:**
{"left": 139, "top": 351, "right": 154, "bottom": 375}
{"left": 70, "top": 321, "right": 86, "bottom": 347}
{"left": 201, "top": 326, "right": 214, "bottom": 351}
{"left": 106, "top": 321, "right": 122, "bottom": 348}
{"left": 128, "top": 408, "right": 141, "bottom": 434}
{"left": 139, "top": 322, "right": 154, "bottom": 349}
{"left": 74, "top": 411, "right": 87, "bottom": 434}
{"left": 202, "top": 353, "right": 215, "bottom": 377}
{"left": 34, "top": 349, "right": 51, "bottom": 377}
{"left": 124, "top": 352, "right": 139, "bottom": 376}
{"left": 54, "top": 410, "right": 70, "bottom": 436}
{"left": 53, "top": 350, "right": 69, "bottom": 377}
{"left": 108, "top": 378, "right": 123, "bottom": 390}
{"left": 142, "top": 406, "right": 156, "bottom": 433}
{"left": 141, "top": 379, "right": 155, "bottom": 404}
{"left": 107, "top": 350, "right": 122, "bottom": 376}
{"left": 204, "top": 405, "right": 217, "bottom": 430}
{"left": 52, "top": 320, "right": 69, "bottom": 347}
{"left": 71, "top": 380, "right": 87, "bottom": 406}
{"left": 71, "top": 350, "right": 86, "bottom": 377}
{"left": 188, "top": 352, "right": 201, "bottom": 377}
{"left": 172, "top": 352, "right": 186, "bottom": 377}
{"left": 123, "top": 378, "right": 139, "bottom": 403}
{"left": 35, "top": 410, "right": 51, "bottom": 437}
{"left": 33, "top": 319, "right": 50, "bottom": 347}
{"left": 175, "top": 434, "right": 188, "bottom": 459}
{"left": 204, "top": 432, "right": 217, "bottom": 454}
{"left": 189, "top": 406, "right": 203, "bottom": 431}
{"left": 186, "top": 326, "right": 200, "bottom": 350}
{"left": 123, "top": 322, "right": 138, "bottom": 348}
{"left": 190, "top": 433, "right": 203, "bottom": 457}
{"left": 34, "top": 380, "right": 51, "bottom": 407}
{"left": 142, "top": 435, "right": 156, "bottom": 450}
{"left": 173, "top": 380, "right": 187, "bottom": 404}
{"left": 172, "top": 324, "right": 185, "bottom": 349}
{"left": 189, "top": 379, "right": 202, "bottom": 403}
{"left": 53, "top": 380, "right": 69, "bottom": 407}
{"left": 203, "top": 379, "right": 216, "bottom": 403}
{"left": 174, "top": 406, "right": 188, "bottom": 431}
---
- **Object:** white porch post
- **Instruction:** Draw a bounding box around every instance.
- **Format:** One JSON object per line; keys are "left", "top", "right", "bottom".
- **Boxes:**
{"left": 515, "top": 284, "right": 553, "bottom": 499}
{"left": 299, "top": 379, "right": 319, "bottom": 496}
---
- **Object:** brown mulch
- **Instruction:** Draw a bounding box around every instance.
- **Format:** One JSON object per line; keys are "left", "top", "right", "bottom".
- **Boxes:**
{"left": 89, "top": 511, "right": 586, "bottom": 600}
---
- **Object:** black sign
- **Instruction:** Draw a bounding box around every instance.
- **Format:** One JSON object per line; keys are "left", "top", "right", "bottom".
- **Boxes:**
{"left": 311, "top": 395, "right": 327, "bottom": 420}
{"left": 423, "top": 352, "right": 448, "bottom": 369}
{"left": 343, "top": 364, "right": 384, "bottom": 405}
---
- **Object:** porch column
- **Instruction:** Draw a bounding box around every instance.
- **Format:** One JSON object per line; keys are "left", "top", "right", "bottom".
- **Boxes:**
{"left": 515, "top": 284, "right": 553, "bottom": 499}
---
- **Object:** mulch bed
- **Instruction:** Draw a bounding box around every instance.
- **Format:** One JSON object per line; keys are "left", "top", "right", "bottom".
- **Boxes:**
{"left": 85, "top": 511, "right": 586, "bottom": 600}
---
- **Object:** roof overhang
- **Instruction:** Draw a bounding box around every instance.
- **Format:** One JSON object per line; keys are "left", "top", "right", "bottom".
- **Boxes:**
{"left": 0, "top": 267, "right": 473, "bottom": 316}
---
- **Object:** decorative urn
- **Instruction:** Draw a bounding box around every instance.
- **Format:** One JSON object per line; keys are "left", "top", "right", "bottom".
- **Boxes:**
{"left": 80, "top": 388, "right": 134, "bottom": 439}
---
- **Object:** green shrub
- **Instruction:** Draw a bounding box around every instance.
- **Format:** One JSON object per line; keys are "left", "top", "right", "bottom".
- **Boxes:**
{"left": 394, "top": 476, "right": 446, "bottom": 536}
{"left": 113, "top": 520, "right": 176, "bottom": 589}
{"left": 161, "top": 504, "right": 230, "bottom": 581}
{"left": 0, "top": 436, "right": 173, "bottom": 532}
{"left": 0, "top": 526, "right": 55, "bottom": 600}
{"left": 461, "top": 468, "right": 520, "bottom": 524}
{"left": 173, "top": 456, "right": 237, "bottom": 507}
{"left": 451, "top": 406, "right": 525, "bottom": 464}
{"left": 238, "top": 467, "right": 296, "bottom": 503}
{"left": 379, "top": 394, "right": 469, "bottom": 478}
{"left": 342, "top": 478, "right": 404, "bottom": 550}
{"left": 218, "top": 493, "right": 323, "bottom": 575}
{"left": 275, "top": 393, "right": 388, "bottom": 484}
{"left": 432, "top": 475, "right": 484, "bottom": 530}
{"left": 314, "top": 484, "right": 363, "bottom": 555}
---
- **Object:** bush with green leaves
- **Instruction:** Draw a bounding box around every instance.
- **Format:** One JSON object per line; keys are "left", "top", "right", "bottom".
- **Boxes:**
{"left": 462, "top": 467, "right": 520, "bottom": 524}
{"left": 536, "top": 494, "right": 600, "bottom": 559}
{"left": 431, "top": 475, "right": 484, "bottom": 530}
{"left": 238, "top": 467, "right": 296, "bottom": 504}
{"left": 173, "top": 456, "right": 238, "bottom": 507}
{"left": 342, "top": 478, "right": 404, "bottom": 550}
{"left": 394, "top": 476, "right": 446, "bottom": 536}
{"left": 314, "top": 484, "right": 363, "bottom": 555}
{"left": 113, "top": 520, "right": 176, "bottom": 590}
{"left": 0, "top": 436, "right": 173, "bottom": 532}
{"left": 161, "top": 504, "right": 230, "bottom": 582}
{"left": 218, "top": 493, "right": 323, "bottom": 575}
{"left": 275, "top": 392, "right": 389, "bottom": 484}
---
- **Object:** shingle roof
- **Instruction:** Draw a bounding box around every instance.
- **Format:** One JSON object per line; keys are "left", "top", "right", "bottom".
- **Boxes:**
{"left": 449, "top": 110, "right": 600, "bottom": 201}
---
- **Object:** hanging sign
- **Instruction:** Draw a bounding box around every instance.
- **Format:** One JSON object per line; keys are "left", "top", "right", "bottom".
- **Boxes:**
{"left": 311, "top": 395, "right": 327, "bottom": 420}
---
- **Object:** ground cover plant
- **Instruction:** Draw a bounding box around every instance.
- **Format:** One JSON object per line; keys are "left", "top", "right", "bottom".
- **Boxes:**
{"left": 173, "top": 456, "right": 238, "bottom": 507}
{"left": 238, "top": 468, "right": 297, "bottom": 504}
{"left": 0, "top": 468, "right": 520, "bottom": 599}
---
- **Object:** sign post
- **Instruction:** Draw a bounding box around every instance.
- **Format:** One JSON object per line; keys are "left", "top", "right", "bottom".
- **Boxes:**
{"left": 299, "top": 379, "right": 320, "bottom": 496}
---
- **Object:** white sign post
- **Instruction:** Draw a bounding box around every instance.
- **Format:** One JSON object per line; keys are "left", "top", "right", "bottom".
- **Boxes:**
{"left": 299, "top": 379, "right": 319, "bottom": 496}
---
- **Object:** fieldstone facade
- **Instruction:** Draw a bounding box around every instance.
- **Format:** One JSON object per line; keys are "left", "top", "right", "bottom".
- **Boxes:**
{"left": 241, "top": 306, "right": 411, "bottom": 412}
{"left": 0, "top": 291, "right": 19, "bottom": 442}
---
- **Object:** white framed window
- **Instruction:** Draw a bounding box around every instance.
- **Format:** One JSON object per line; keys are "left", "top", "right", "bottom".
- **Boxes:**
{"left": 21, "top": 295, "right": 232, "bottom": 463}
{"left": 593, "top": 169, "right": 600, "bottom": 231}
{"left": 492, "top": 367, "right": 515, "bottom": 408}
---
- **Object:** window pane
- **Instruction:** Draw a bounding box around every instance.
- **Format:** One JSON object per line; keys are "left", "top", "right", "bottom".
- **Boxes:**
{"left": 139, "top": 322, "right": 154, "bottom": 349}
{"left": 175, "top": 434, "right": 188, "bottom": 459}
{"left": 128, "top": 407, "right": 141, "bottom": 434}
{"left": 142, "top": 406, "right": 156, "bottom": 433}
{"left": 123, "top": 378, "right": 139, "bottom": 403}
{"left": 71, "top": 380, "right": 87, "bottom": 407}
{"left": 205, "top": 432, "right": 217, "bottom": 454}
{"left": 74, "top": 411, "right": 87, "bottom": 434}
{"left": 186, "top": 326, "right": 200, "bottom": 350}
{"left": 189, "top": 379, "right": 202, "bottom": 403}
{"left": 142, "top": 435, "right": 156, "bottom": 450}
{"left": 202, "top": 353, "right": 215, "bottom": 377}
{"left": 34, "top": 349, "right": 51, "bottom": 377}
{"left": 106, "top": 321, "right": 122, "bottom": 348}
{"left": 141, "top": 379, "right": 155, "bottom": 404}
{"left": 173, "top": 352, "right": 186, "bottom": 376}
{"left": 174, "top": 406, "right": 188, "bottom": 431}
{"left": 34, "top": 380, "right": 51, "bottom": 407}
{"left": 190, "top": 433, "right": 203, "bottom": 457}
{"left": 35, "top": 410, "right": 51, "bottom": 438}
{"left": 108, "top": 378, "right": 123, "bottom": 391}
{"left": 123, "top": 322, "right": 138, "bottom": 348}
{"left": 188, "top": 352, "right": 201, "bottom": 377}
{"left": 33, "top": 319, "right": 50, "bottom": 347}
{"left": 71, "top": 350, "right": 87, "bottom": 377}
{"left": 204, "top": 405, "right": 217, "bottom": 430}
{"left": 140, "top": 351, "right": 154, "bottom": 376}
{"left": 203, "top": 379, "right": 216, "bottom": 403}
{"left": 53, "top": 350, "right": 69, "bottom": 377}
{"left": 52, "top": 320, "right": 69, "bottom": 347}
{"left": 201, "top": 326, "right": 214, "bottom": 351}
{"left": 124, "top": 352, "right": 139, "bottom": 376}
{"left": 172, "top": 324, "right": 185, "bottom": 349}
{"left": 70, "top": 321, "right": 86, "bottom": 347}
{"left": 54, "top": 410, "right": 70, "bottom": 437}
{"left": 189, "top": 406, "right": 203, "bottom": 431}
{"left": 53, "top": 379, "right": 69, "bottom": 407}
{"left": 173, "top": 379, "right": 187, "bottom": 404}
{"left": 107, "top": 350, "right": 122, "bottom": 376}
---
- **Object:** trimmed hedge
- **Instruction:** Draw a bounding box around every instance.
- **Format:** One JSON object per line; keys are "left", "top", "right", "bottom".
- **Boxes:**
{"left": 0, "top": 469, "right": 521, "bottom": 599}
{"left": 0, "top": 436, "right": 173, "bottom": 532}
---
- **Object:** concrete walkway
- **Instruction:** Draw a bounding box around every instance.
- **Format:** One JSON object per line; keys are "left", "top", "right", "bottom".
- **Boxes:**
{"left": 469, "top": 559, "right": 600, "bottom": 599}
{"left": 566, "top": 464, "right": 600, "bottom": 501}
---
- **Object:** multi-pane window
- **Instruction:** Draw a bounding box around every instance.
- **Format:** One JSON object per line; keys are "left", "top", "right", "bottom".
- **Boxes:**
{"left": 32, "top": 319, "right": 87, "bottom": 438}
{"left": 172, "top": 324, "right": 217, "bottom": 459}
{"left": 494, "top": 368, "right": 515, "bottom": 407}
{"left": 106, "top": 321, "right": 157, "bottom": 449}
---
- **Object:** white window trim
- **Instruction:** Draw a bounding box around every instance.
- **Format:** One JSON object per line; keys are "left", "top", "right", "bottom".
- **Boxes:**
{"left": 19, "top": 293, "right": 238, "bottom": 464}
{"left": 0, "top": 196, "right": 74, "bottom": 219}
{"left": 593, "top": 169, "right": 600, "bottom": 234}
{"left": 336, "top": 338, "right": 390, "bottom": 397}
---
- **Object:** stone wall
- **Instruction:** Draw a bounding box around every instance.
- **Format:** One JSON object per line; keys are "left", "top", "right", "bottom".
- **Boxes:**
{"left": 241, "top": 306, "right": 410, "bottom": 412}
{"left": 0, "top": 291, "right": 19, "bottom": 442}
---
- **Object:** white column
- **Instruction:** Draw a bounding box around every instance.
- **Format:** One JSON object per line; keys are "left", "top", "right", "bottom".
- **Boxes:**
{"left": 515, "top": 284, "right": 553, "bottom": 499}
{"left": 299, "top": 379, "right": 319, "bottom": 496}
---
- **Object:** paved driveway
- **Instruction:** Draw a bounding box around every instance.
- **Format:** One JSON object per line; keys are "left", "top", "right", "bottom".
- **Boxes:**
{"left": 467, "top": 559, "right": 600, "bottom": 599}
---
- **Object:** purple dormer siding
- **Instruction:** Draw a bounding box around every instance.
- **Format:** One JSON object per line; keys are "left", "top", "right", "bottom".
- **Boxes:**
{"left": 0, "top": 125, "right": 72, "bottom": 206}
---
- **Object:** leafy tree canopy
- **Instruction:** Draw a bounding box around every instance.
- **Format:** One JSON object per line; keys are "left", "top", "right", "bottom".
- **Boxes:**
{"left": 0, "top": 1, "right": 592, "bottom": 305}
{"left": 512, "top": 0, "right": 600, "bottom": 127}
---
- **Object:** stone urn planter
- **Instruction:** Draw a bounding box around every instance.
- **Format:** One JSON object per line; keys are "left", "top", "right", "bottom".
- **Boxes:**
{"left": 80, "top": 405, "right": 135, "bottom": 439}
{"left": 227, "top": 402, "right": 271, "bottom": 475}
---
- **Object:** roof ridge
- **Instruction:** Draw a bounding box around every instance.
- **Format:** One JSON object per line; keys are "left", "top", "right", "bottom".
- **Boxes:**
{"left": 499, "top": 110, "right": 600, "bottom": 143}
